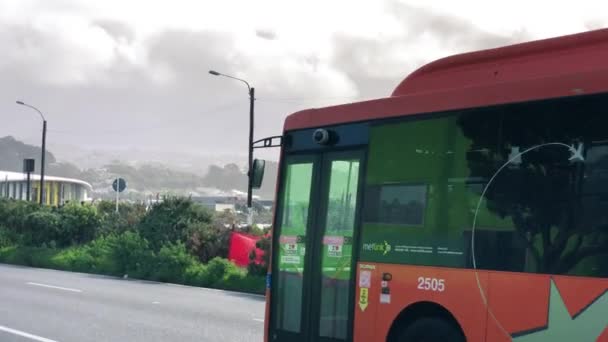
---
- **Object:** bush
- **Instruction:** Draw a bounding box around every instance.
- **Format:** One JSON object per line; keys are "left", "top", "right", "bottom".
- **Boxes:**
{"left": 0, "top": 197, "right": 267, "bottom": 294}
{"left": 0, "top": 199, "right": 39, "bottom": 232}
{"left": 187, "top": 221, "right": 231, "bottom": 263}
{"left": 138, "top": 197, "right": 214, "bottom": 251}
{"left": 0, "top": 246, "right": 27, "bottom": 266}
{"left": 183, "top": 262, "right": 209, "bottom": 286}
{"left": 53, "top": 246, "right": 97, "bottom": 272}
{"left": 0, "top": 244, "right": 265, "bottom": 294}
{"left": 22, "top": 210, "right": 62, "bottom": 246}
{"left": 0, "top": 225, "right": 16, "bottom": 248}
{"left": 205, "top": 257, "right": 237, "bottom": 286}
{"left": 0, "top": 246, "right": 59, "bottom": 269}
{"left": 105, "top": 231, "right": 155, "bottom": 278}
{"left": 51, "top": 231, "right": 155, "bottom": 277}
{"left": 0, "top": 200, "right": 101, "bottom": 248}
{"left": 223, "top": 274, "right": 266, "bottom": 294}
{"left": 57, "top": 203, "right": 101, "bottom": 246}
{"left": 97, "top": 201, "right": 147, "bottom": 235}
{"left": 152, "top": 242, "right": 196, "bottom": 282}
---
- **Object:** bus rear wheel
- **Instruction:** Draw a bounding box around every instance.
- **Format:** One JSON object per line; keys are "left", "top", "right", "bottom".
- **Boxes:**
{"left": 397, "top": 317, "right": 465, "bottom": 342}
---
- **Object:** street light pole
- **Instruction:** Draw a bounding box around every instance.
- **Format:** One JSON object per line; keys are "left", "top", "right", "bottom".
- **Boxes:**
{"left": 209, "top": 70, "right": 255, "bottom": 208}
{"left": 248, "top": 86, "right": 255, "bottom": 209}
{"left": 16, "top": 101, "right": 47, "bottom": 205}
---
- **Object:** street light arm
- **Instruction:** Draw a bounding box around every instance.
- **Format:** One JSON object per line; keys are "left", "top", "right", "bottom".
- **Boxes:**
{"left": 16, "top": 101, "right": 46, "bottom": 121}
{"left": 208, "top": 71, "right": 251, "bottom": 92}
{"left": 221, "top": 74, "right": 251, "bottom": 92}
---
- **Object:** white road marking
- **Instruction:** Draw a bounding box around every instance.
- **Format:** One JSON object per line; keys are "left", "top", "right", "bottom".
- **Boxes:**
{"left": 253, "top": 318, "right": 264, "bottom": 323}
{"left": 0, "top": 325, "right": 59, "bottom": 342}
{"left": 152, "top": 301, "right": 160, "bottom": 304}
{"left": 26, "top": 282, "right": 82, "bottom": 293}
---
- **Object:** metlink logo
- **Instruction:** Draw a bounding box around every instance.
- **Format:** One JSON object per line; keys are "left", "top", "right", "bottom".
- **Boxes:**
{"left": 362, "top": 240, "right": 392, "bottom": 255}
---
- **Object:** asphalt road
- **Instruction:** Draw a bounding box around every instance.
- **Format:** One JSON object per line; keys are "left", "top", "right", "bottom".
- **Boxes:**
{"left": 0, "top": 263, "right": 266, "bottom": 342}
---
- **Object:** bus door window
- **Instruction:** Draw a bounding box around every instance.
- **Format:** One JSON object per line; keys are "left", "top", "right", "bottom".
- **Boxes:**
{"left": 318, "top": 158, "right": 360, "bottom": 339}
{"left": 274, "top": 161, "right": 314, "bottom": 333}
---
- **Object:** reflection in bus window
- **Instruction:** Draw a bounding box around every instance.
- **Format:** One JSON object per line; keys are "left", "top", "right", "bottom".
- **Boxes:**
{"left": 319, "top": 158, "right": 359, "bottom": 339}
{"left": 364, "top": 184, "right": 427, "bottom": 225}
{"left": 362, "top": 94, "right": 608, "bottom": 278}
{"left": 275, "top": 161, "right": 313, "bottom": 333}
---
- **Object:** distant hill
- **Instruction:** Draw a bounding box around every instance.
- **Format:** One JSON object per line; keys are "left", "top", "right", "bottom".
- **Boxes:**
{"left": 202, "top": 161, "right": 279, "bottom": 199}
{"left": 0, "top": 136, "right": 56, "bottom": 173}
{"left": 0, "top": 136, "right": 278, "bottom": 200}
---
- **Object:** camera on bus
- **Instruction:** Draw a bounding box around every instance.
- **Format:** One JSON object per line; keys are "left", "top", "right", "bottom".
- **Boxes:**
{"left": 313, "top": 128, "right": 332, "bottom": 145}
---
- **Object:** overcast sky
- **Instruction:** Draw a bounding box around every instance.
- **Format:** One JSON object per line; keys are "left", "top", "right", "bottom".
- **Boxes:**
{"left": 1, "top": 0, "right": 606, "bottom": 165}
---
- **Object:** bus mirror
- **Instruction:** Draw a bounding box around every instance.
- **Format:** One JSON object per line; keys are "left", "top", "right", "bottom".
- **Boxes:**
{"left": 251, "top": 159, "right": 265, "bottom": 189}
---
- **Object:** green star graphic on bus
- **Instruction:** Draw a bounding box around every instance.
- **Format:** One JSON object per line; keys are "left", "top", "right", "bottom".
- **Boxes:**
{"left": 513, "top": 280, "right": 608, "bottom": 342}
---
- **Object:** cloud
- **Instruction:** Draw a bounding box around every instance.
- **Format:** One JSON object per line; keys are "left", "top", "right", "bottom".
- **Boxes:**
{"left": 0, "top": 0, "right": 604, "bottom": 167}
{"left": 327, "top": 1, "right": 531, "bottom": 99}
{"left": 93, "top": 19, "right": 136, "bottom": 43}
{"left": 255, "top": 29, "right": 277, "bottom": 41}
{"left": 388, "top": 2, "right": 529, "bottom": 51}
{"left": 145, "top": 29, "right": 238, "bottom": 86}
{"left": 0, "top": 19, "right": 135, "bottom": 86}
{"left": 585, "top": 19, "right": 608, "bottom": 30}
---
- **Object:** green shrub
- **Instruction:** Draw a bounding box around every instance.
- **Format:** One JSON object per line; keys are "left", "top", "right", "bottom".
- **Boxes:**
{"left": 0, "top": 246, "right": 58, "bottom": 269}
{"left": 0, "top": 200, "right": 101, "bottom": 248}
{"left": 152, "top": 242, "right": 196, "bottom": 283}
{"left": 53, "top": 246, "right": 97, "bottom": 272}
{"left": 0, "top": 246, "right": 24, "bottom": 264}
{"left": 205, "top": 257, "right": 241, "bottom": 286}
{"left": 137, "top": 197, "right": 214, "bottom": 252}
{"left": 97, "top": 201, "right": 147, "bottom": 235}
{"left": 181, "top": 257, "right": 264, "bottom": 293}
{"left": 57, "top": 203, "right": 101, "bottom": 246}
{"left": 29, "top": 248, "right": 60, "bottom": 269}
{"left": 22, "top": 210, "right": 62, "bottom": 246}
{"left": 105, "top": 232, "right": 155, "bottom": 278}
{"left": 187, "top": 221, "right": 231, "bottom": 263}
{"left": 51, "top": 231, "right": 154, "bottom": 277}
{"left": 0, "top": 244, "right": 265, "bottom": 294}
{"left": 0, "top": 196, "right": 266, "bottom": 294}
{"left": 224, "top": 274, "right": 266, "bottom": 294}
{"left": 0, "top": 199, "right": 39, "bottom": 232}
{"left": 221, "top": 266, "right": 247, "bottom": 288}
{"left": 0, "top": 225, "right": 16, "bottom": 248}
{"left": 183, "top": 262, "right": 209, "bottom": 286}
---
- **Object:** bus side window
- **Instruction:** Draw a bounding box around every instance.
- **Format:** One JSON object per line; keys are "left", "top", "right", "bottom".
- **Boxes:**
{"left": 363, "top": 184, "right": 427, "bottom": 226}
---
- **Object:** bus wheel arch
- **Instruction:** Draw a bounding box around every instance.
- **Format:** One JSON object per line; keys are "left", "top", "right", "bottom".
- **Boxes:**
{"left": 386, "top": 301, "right": 466, "bottom": 342}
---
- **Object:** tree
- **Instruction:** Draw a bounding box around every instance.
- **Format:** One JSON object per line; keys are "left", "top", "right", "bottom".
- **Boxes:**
{"left": 58, "top": 203, "right": 101, "bottom": 246}
{"left": 138, "top": 197, "right": 213, "bottom": 249}
{"left": 96, "top": 201, "right": 146, "bottom": 234}
{"left": 22, "top": 210, "right": 61, "bottom": 247}
{"left": 187, "top": 220, "right": 231, "bottom": 263}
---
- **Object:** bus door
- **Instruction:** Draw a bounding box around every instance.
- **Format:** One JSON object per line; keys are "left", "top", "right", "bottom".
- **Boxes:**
{"left": 269, "top": 150, "right": 364, "bottom": 342}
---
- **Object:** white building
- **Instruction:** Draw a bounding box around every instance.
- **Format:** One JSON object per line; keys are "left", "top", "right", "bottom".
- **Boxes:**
{"left": 0, "top": 170, "right": 92, "bottom": 206}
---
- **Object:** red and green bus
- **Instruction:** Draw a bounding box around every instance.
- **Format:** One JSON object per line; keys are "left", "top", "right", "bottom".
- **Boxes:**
{"left": 263, "top": 29, "right": 608, "bottom": 342}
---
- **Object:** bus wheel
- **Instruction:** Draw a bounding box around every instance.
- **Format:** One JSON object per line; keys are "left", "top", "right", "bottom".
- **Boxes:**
{"left": 398, "top": 317, "right": 465, "bottom": 342}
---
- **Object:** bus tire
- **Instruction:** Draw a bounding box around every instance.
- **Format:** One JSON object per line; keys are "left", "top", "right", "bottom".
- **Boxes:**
{"left": 397, "top": 317, "right": 465, "bottom": 342}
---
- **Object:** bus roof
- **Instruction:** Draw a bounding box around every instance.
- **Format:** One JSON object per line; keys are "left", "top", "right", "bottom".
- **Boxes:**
{"left": 284, "top": 28, "right": 608, "bottom": 131}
